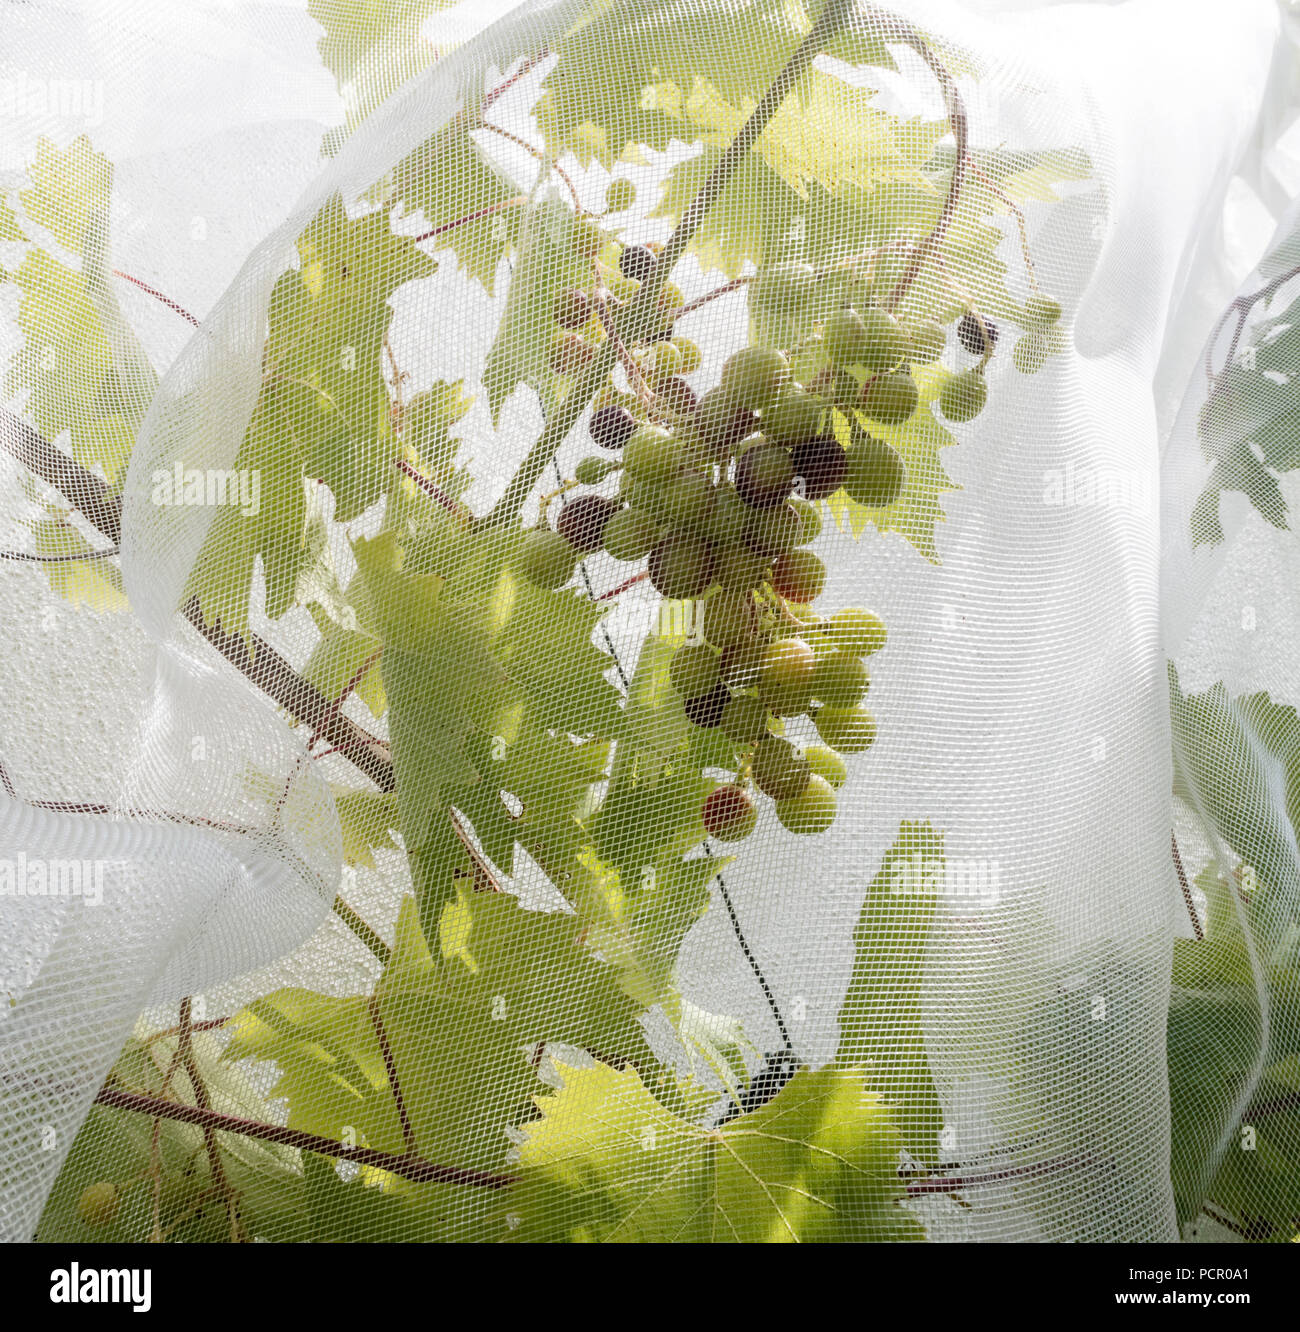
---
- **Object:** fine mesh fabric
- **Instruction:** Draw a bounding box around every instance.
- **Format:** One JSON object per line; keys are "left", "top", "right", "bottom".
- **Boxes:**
{"left": 2, "top": 0, "right": 1299, "bottom": 1244}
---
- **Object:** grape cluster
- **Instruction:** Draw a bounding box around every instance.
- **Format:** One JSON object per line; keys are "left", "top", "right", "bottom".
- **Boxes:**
{"left": 520, "top": 246, "right": 1057, "bottom": 839}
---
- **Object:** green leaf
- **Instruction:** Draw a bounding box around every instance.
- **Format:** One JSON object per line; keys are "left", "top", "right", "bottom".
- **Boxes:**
{"left": 836, "top": 821, "right": 943, "bottom": 1164}
{"left": 335, "top": 788, "right": 400, "bottom": 866}
{"left": 505, "top": 1059, "right": 923, "bottom": 1242}
{"left": 27, "top": 517, "right": 127, "bottom": 612}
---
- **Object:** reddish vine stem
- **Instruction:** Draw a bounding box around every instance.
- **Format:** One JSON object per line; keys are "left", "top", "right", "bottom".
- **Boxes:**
{"left": 904, "top": 1155, "right": 1091, "bottom": 1195}
{"left": 93, "top": 1084, "right": 518, "bottom": 1190}
{"left": 414, "top": 195, "right": 525, "bottom": 243}
{"left": 597, "top": 570, "right": 648, "bottom": 602}
{"left": 669, "top": 275, "right": 753, "bottom": 321}
{"left": 367, "top": 994, "right": 417, "bottom": 1155}
{"left": 393, "top": 456, "right": 463, "bottom": 515}
{"left": 1205, "top": 261, "right": 1300, "bottom": 384}
{"left": 112, "top": 269, "right": 200, "bottom": 326}
{"left": 1171, "top": 830, "right": 1203, "bottom": 941}
{"left": 480, "top": 122, "right": 582, "bottom": 211}
{"left": 1, "top": 544, "right": 119, "bottom": 563}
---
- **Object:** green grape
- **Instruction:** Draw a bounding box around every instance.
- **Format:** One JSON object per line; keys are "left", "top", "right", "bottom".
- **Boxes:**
{"left": 791, "top": 497, "right": 822, "bottom": 544}
{"left": 751, "top": 261, "right": 818, "bottom": 315}
{"left": 721, "top": 346, "right": 789, "bottom": 412}
{"left": 652, "top": 468, "right": 712, "bottom": 528}
{"left": 825, "top": 367, "right": 860, "bottom": 408}
{"left": 907, "top": 319, "right": 947, "bottom": 364}
{"left": 720, "top": 640, "right": 764, "bottom": 690}
{"left": 825, "top": 607, "right": 886, "bottom": 656}
{"left": 574, "top": 456, "right": 619, "bottom": 485}
{"left": 1024, "top": 293, "right": 1062, "bottom": 328}
{"left": 752, "top": 735, "right": 811, "bottom": 801}
{"left": 648, "top": 533, "right": 713, "bottom": 599}
{"left": 713, "top": 543, "right": 770, "bottom": 591}
{"left": 549, "top": 329, "right": 593, "bottom": 376}
{"left": 775, "top": 774, "right": 837, "bottom": 834}
{"left": 603, "top": 506, "right": 660, "bottom": 560}
{"left": 721, "top": 693, "right": 768, "bottom": 745}
{"left": 861, "top": 370, "right": 919, "bottom": 425}
{"left": 659, "top": 280, "right": 684, "bottom": 312}
{"left": 694, "top": 386, "right": 756, "bottom": 461}
{"left": 1013, "top": 335, "right": 1049, "bottom": 375}
{"left": 824, "top": 308, "right": 866, "bottom": 367}
{"left": 707, "top": 483, "right": 752, "bottom": 546}
{"left": 734, "top": 442, "right": 795, "bottom": 509}
{"left": 702, "top": 783, "right": 757, "bottom": 841}
{"left": 858, "top": 308, "right": 909, "bottom": 373}
{"left": 771, "top": 549, "right": 827, "bottom": 603}
{"left": 761, "top": 383, "right": 824, "bottom": 446}
{"left": 670, "top": 642, "right": 721, "bottom": 698}
{"left": 672, "top": 335, "right": 702, "bottom": 374}
{"left": 938, "top": 369, "right": 987, "bottom": 422}
{"left": 703, "top": 588, "right": 755, "bottom": 649}
{"left": 521, "top": 527, "right": 577, "bottom": 589}
{"left": 746, "top": 501, "right": 802, "bottom": 557}
{"left": 622, "top": 425, "right": 681, "bottom": 480}
{"left": 759, "top": 636, "right": 815, "bottom": 715}
{"left": 605, "top": 178, "right": 636, "bottom": 212}
{"left": 78, "top": 1182, "right": 119, "bottom": 1227}
{"left": 813, "top": 651, "right": 869, "bottom": 706}
{"left": 646, "top": 340, "right": 683, "bottom": 382}
{"left": 843, "top": 435, "right": 905, "bottom": 507}
{"left": 805, "top": 744, "right": 847, "bottom": 789}
{"left": 571, "top": 214, "right": 605, "bottom": 259}
{"left": 814, "top": 705, "right": 877, "bottom": 754}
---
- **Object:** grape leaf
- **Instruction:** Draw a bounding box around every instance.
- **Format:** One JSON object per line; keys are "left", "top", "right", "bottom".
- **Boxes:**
{"left": 27, "top": 516, "right": 127, "bottom": 612}
{"left": 505, "top": 1059, "right": 922, "bottom": 1241}
{"left": 335, "top": 788, "right": 400, "bottom": 866}
{"left": 185, "top": 195, "right": 435, "bottom": 635}
{"left": 836, "top": 820, "right": 943, "bottom": 1165}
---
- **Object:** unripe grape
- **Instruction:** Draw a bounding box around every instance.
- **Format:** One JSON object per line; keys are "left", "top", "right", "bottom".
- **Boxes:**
{"left": 658, "top": 280, "right": 684, "bottom": 312}
{"left": 660, "top": 469, "right": 714, "bottom": 529}
{"left": 759, "top": 636, "right": 815, "bottom": 715}
{"left": 713, "top": 543, "right": 770, "bottom": 592}
{"left": 1013, "top": 335, "right": 1048, "bottom": 375}
{"left": 813, "top": 650, "right": 869, "bottom": 706}
{"left": 556, "top": 494, "right": 621, "bottom": 553}
{"left": 574, "top": 455, "right": 618, "bottom": 485}
{"left": 720, "top": 640, "right": 764, "bottom": 690}
{"left": 672, "top": 336, "right": 702, "bottom": 373}
{"left": 1024, "top": 294, "right": 1062, "bottom": 329}
{"left": 648, "top": 533, "right": 713, "bottom": 599}
{"left": 751, "top": 261, "right": 818, "bottom": 316}
{"left": 762, "top": 383, "right": 823, "bottom": 446}
{"left": 824, "top": 308, "right": 867, "bottom": 367}
{"left": 646, "top": 340, "right": 683, "bottom": 382}
{"left": 805, "top": 744, "right": 847, "bottom": 789}
{"left": 814, "top": 705, "right": 877, "bottom": 754}
{"left": 703, "top": 588, "right": 755, "bottom": 649}
{"left": 745, "top": 501, "right": 802, "bottom": 558}
{"left": 550, "top": 330, "right": 593, "bottom": 376}
{"left": 659, "top": 376, "right": 698, "bottom": 416}
{"left": 590, "top": 403, "right": 637, "bottom": 450}
{"left": 702, "top": 783, "right": 757, "bottom": 841}
{"left": 670, "top": 642, "right": 721, "bottom": 698}
{"left": 683, "top": 681, "right": 730, "bottom": 728}
{"left": 734, "top": 442, "right": 795, "bottom": 510}
{"left": 775, "top": 774, "right": 837, "bottom": 834}
{"left": 521, "top": 527, "right": 577, "bottom": 589}
{"left": 721, "top": 693, "right": 767, "bottom": 745}
{"left": 958, "top": 310, "right": 998, "bottom": 355}
{"left": 603, "top": 506, "right": 660, "bottom": 561}
{"left": 791, "top": 497, "right": 822, "bottom": 544}
{"left": 790, "top": 435, "right": 847, "bottom": 501}
{"left": 907, "top": 319, "right": 946, "bottom": 364}
{"left": 826, "top": 368, "right": 861, "bottom": 407}
{"left": 619, "top": 243, "right": 655, "bottom": 281}
{"left": 693, "top": 387, "right": 757, "bottom": 463}
{"left": 843, "top": 435, "right": 906, "bottom": 507}
{"left": 826, "top": 607, "right": 886, "bottom": 656}
{"left": 571, "top": 215, "right": 605, "bottom": 259}
{"left": 721, "top": 346, "right": 789, "bottom": 412}
{"left": 858, "top": 307, "right": 909, "bottom": 373}
{"left": 861, "top": 370, "right": 919, "bottom": 425}
{"left": 771, "top": 549, "right": 827, "bottom": 603}
{"left": 707, "top": 484, "right": 752, "bottom": 547}
{"left": 555, "top": 289, "right": 590, "bottom": 330}
{"left": 623, "top": 425, "right": 680, "bottom": 479}
{"left": 752, "top": 735, "right": 811, "bottom": 801}
{"left": 938, "top": 369, "right": 987, "bottom": 423}
{"left": 78, "top": 1181, "right": 119, "bottom": 1228}
{"left": 605, "top": 178, "right": 636, "bottom": 212}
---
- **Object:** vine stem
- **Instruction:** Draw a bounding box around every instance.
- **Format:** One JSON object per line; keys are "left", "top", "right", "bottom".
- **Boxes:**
{"left": 94, "top": 1083, "right": 517, "bottom": 1190}
{"left": 1171, "top": 830, "right": 1203, "bottom": 941}
{"left": 483, "top": 0, "right": 859, "bottom": 528}
{"left": 1204, "top": 261, "right": 1300, "bottom": 385}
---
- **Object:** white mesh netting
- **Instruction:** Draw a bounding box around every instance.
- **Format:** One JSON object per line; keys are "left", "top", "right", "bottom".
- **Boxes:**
{"left": 2, "top": 0, "right": 1300, "bottom": 1245}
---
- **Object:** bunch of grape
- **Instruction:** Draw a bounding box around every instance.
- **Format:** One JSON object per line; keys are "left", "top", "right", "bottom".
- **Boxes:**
{"left": 519, "top": 249, "right": 1054, "bottom": 839}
